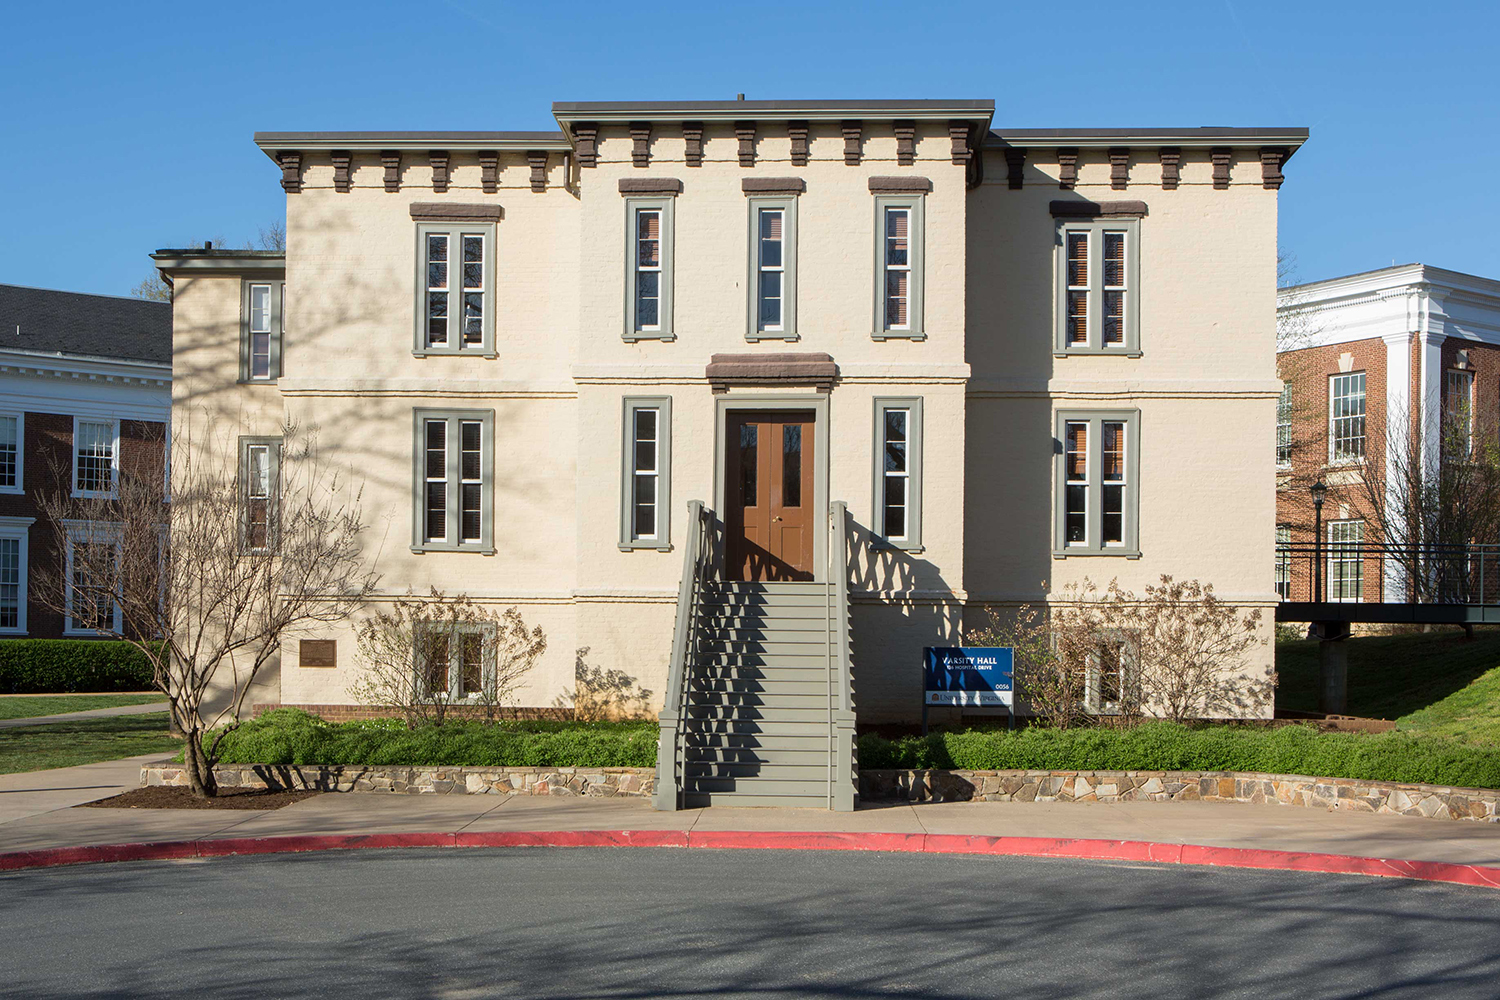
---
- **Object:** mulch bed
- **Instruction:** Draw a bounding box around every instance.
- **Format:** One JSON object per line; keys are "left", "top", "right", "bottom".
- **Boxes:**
{"left": 82, "top": 786, "right": 322, "bottom": 810}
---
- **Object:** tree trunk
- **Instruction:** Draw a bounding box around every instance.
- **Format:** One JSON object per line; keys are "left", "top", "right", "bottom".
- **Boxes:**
{"left": 183, "top": 728, "right": 219, "bottom": 799}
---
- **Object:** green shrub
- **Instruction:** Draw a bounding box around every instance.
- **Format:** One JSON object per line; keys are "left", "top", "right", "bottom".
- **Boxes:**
{"left": 206, "top": 708, "right": 659, "bottom": 769}
{"left": 0, "top": 640, "right": 157, "bottom": 694}
{"left": 856, "top": 721, "right": 1500, "bottom": 790}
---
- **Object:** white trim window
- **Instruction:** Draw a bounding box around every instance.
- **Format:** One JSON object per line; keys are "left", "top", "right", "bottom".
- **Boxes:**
{"left": 1444, "top": 368, "right": 1474, "bottom": 457}
{"left": 635, "top": 208, "right": 663, "bottom": 333}
{"left": 883, "top": 207, "right": 912, "bottom": 331}
{"left": 240, "top": 278, "right": 285, "bottom": 382}
{"left": 0, "top": 413, "right": 22, "bottom": 493}
{"left": 412, "top": 409, "right": 494, "bottom": 554}
{"left": 619, "top": 397, "right": 673, "bottom": 551}
{"left": 63, "top": 520, "right": 122, "bottom": 635}
{"left": 1054, "top": 217, "right": 1141, "bottom": 355}
{"left": 239, "top": 437, "right": 281, "bottom": 552}
{"left": 1328, "top": 520, "right": 1364, "bottom": 603}
{"left": 1055, "top": 410, "right": 1140, "bottom": 556}
{"left": 248, "top": 283, "right": 274, "bottom": 378}
{"left": 1275, "top": 525, "right": 1291, "bottom": 601}
{"left": 417, "top": 624, "right": 495, "bottom": 701}
{"left": 872, "top": 398, "right": 924, "bottom": 551}
{"left": 872, "top": 195, "right": 925, "bottom": 340}
{"left": 0, "top": 517, "right": 32, "bottom": 634}
{"left": 1329, "top": 372, "right": 1366, "bottom": 464}
{"left": 1085, "top": 634, "right": 1136, "bottom": 715}
{"left": 1064, "top": 421, "right": 1089, "bottom": 547}
{"left": 1276, "top": 381, "right": 1293, "bottom": 467}
{"left": 757, "top": 208, "right": 785, "bottom": 334}
{"left": 73, "top": 418, "right": 120, "bottom": 498}
{"left": 415, "top": 224, "right": 496, "bottom": 357}
{"left": 1065, "top": 231, "right": 1089, "bottom": 347}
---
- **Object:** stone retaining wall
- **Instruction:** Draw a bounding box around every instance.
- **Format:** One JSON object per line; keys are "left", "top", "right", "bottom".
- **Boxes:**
{"left": 141, "top": 763, "right": 654, "bottom": 798}
{"left": 860, "top": 769, "right": 1500, "bottom": 823}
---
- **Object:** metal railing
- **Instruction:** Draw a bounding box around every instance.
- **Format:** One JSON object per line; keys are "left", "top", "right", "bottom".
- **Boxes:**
{"left": 826, "top": 501, "right": 857, "bottom": 812}
{"left": 1276, "top": 542, "right": 1500, "bottom": 606}
{"left": 652, "top": 500, "right": 713, "bottom": 811}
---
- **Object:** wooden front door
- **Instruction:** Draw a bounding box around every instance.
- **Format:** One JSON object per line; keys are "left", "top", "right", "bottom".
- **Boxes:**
{"left": 726, "top": 411, "right": 816, "bottom": 581}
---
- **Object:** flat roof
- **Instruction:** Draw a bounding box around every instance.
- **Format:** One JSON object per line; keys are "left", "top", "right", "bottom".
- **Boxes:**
{"left": 152, "top": 248, "right": 286, "bottom": 273}
{"left": 252, "top": 131, "right": 572, "bottom": 161}
{"left": 987, "top": 126, "right": 1309, "bottom": 150}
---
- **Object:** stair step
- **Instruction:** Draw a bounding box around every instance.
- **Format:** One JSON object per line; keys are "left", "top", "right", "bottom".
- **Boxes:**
{"left": 681, "top": 792, "right": 837, "bottom": 809}
{"left": 687, "top": 691, "right": 831, "bottom": 709}
{"left": 701, "top": 592, "right": 831, "bottom": 609}
{"left": 684, "top": 719, "right": 834, "bottom": 737}
{"left": 699, "top": 625, "right": 831, "bottom": 640}
{"left": 684, "top": 761, "right": 832, "bottom": 779}
{"left": 695, "top": 651, "right": 830, "bottom": 666}
{"left": 706, "top": 581, "right": 829, "bottom": 594}
{"left": 684, "top": 731, "right": 831, "bottom": 750}
{"left": 683, "top": 746, "right": 835, "bottom": 765}
{"left": 686, "top": 705, "right": 833, "bottom": 723}
{"left": 682, "top": 777, "right": 832, "bottom": 796}
{"left": 700, "top": 605, "right": 832, "bottom": 623}
{"left": 697, "top": 640, "right": 833, "bottom": 657}
{"left": 689, "top": 678, "right": 832, "bottom": 697}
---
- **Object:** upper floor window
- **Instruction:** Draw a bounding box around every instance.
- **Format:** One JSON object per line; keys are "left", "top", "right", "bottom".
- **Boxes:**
{"left": 1054, "top": 217, "right": 1141, "bottom": 356}
{"left": 619, "top": 397, "right": 673, "bottom": 551}
{"left": 624, "top": 197, "right": 675, "bottom": 341}
{"left": 0, "top": 413, "right": 22, "bottom": 494}
{"left": 412, "top": 409, "right": 494, "bottom": 554}
{"left": 1329, "top": 372, "right": 1366, "bottom": 464}
{"left": 240, "top": 279, "right": 284, "bottom": 382}
{"left": 73, "top": 418, "right": 119, "bottom": 498}
{"left": 1275, "top": 525, "right": 1291, "bottom": 601}
{"left": 0, "top": 516, "right": 31, "bottom": 634}
{"left": 872, "top": 193, "right": 925, "bottom": 340}
{"left": 414, "top": 223, "right": 496, "bottom": 357}
{"left": 872, "top": 398, "right": 924, "bottom": 551}
{"left": 747, "top": 197, "right": 799, "bottom": 341}
{"left": 1055, "top": 410, "right": 1140, "bottom": 557}
{"left": 1276, "top": 382, "right": 1293, "bottom": 466}
{"left": 1444, "top": 369, "right": 1474, "bottom": 457}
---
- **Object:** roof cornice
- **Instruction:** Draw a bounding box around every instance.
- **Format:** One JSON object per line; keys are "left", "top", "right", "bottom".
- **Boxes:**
{"left": 553, "top": 99, "right": 995, "bottom": 127}
{"left": 0, "top": 347, "right": 171, "bottom": 383}
{"left": 987, "top": 126, "right": 1309, "bottom": 152}
{"left": 252, "top": 131, "right": 572, "bottom": 162}
{"left": 151, "top": 251, "right": 286, "bottom": 274}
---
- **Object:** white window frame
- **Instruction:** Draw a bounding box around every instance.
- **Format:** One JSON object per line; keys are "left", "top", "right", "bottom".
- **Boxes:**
{"left": 1276, "top": 381, "right": 1293, "bottom": 468}
{"left": 72, "top": 417, "right": 120, "bottom": 499}
{"left": 620, "top": 397, "right": 673, "bottom": 551}
{"left": 1327, "top": 520, "right": 1364, "bottom": 603}
{"left": 1328, "top": 372, "right": 1366, "bottom": 465}
{"left": 1275, "top": 525, "right": 1291, "bottom": 601}
{"left": 238, "top": 436, "right": 282, "bottom": 553}
{"left": 413, "top": 223, "right": 498, "bottom": 358}
{"left": 0, "top": 412, "right": 23, "bottom": 494}
{"left": 746, "top": 196, "right": 799, "bottom": 342}
{"left": 872, "top": 195, "right": 925, "bottom": 341}
{"left": 415, "top": 622, "right": 498, "bottom": 702}
{"left": 624, "top": 197, "right": 675, "bottom": 342}
{"left": 872, "top": 398, "right": 924, "bottom": 551}
{"left": 1053, "top": 217, "right": 1141, "bottom": 356}
{"left": 1054, "top": 410, "right": 1141, "bottom": 557}
{"left": 411, "top": 409, "right": 495, "bottom": 554}
{"left": 1084, "top": 633, "right": 1137, "bottom": 715}
{"left": 62, "top": 519, "right": 123, "bottom": 636}
{"left": 1444, "top": 368, "right": 1474, "bottom": 457}
{"left": 0, "top": 516, "right": 33, "bottom": 634}
{"left": 239, "top": 278, "right": 285, "bottom": 382}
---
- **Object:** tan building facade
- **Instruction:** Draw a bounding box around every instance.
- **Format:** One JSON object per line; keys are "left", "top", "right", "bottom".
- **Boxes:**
{"left": 159, "top": 101, "right": 1304, "bottom": 745}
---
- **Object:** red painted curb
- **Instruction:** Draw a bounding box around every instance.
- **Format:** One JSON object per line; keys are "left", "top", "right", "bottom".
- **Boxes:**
{"left": 2, "top": 830, "right": 1498, "bottom": 889}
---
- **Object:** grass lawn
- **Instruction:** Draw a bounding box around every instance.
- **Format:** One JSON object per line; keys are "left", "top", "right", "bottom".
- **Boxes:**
{"left": 0, "top": 693, "right": 165, "bottom": 721}
{"left": 1277, "top": 627, "right": 1500, "bottom": 743}
{"left": 0, "top": 713, "right": 179, "bottom": 774}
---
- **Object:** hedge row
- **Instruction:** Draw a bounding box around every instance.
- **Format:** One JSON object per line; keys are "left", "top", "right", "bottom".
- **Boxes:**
{"left": 857, "top": 722, "right": 1500, "bottom": 791}
{"left": 0, "top": 640, "right": 157, "bottom": 694}
{"left": 209, "top": 708, "right": 658, "bottom": 769}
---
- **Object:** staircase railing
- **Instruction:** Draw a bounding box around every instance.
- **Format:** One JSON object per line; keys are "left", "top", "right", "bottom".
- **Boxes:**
{"left": 826, "top": 501, "right": 857, "bottom": 811}
{"left": 653, "top": 500, "right": 712, "bottom": 811}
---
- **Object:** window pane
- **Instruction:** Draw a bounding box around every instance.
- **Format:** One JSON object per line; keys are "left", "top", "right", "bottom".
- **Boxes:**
{"left": 249, "top": 285, "right": 271, "bottom": 333}
{"left": 425, "top": 421, "right": 446, "bottom": 478}
{"left": 425, "top": 483, "right": 446, "bottom": 541}
{"left": 0, "top": 416, "right": 15, "bottom": 490}
{"left": 1067, "top": 232, "right": 1089, "bottom": 287}
{"left": 250, "top": 332, "right": 271, "bottom": 377}
{"left": 634, "top": 408, "right": 656, "bottom": 444}
{"left": 783, "top": 424, "right": 801, "bottom": 508}
{"left": 1102, "top": 422, "right": 1125, "bottom": 482}
{"left": 460, "top": 632, "right": 483, "bottom": 697}
{"left": 884, "top": 501, "right": 906, "bottom": 540}
{"left": 460, "top": 422, "right": 481, "bottom": 480}
{"left": 1103, "top": 232, "right": 1125, "bottom": 287}
{"left": 427, "top": 291, "right": 448, "bottom": 345}
{"left": 0, "top": 537, "right": 19, "bottom": 629}
{"left": 759, "top": 210, "right": 783, "bottom": 267}
{"left": 636, "top": 211, "right": 660, "bottom": 266}
{"left": 636, "top": 271, "right": 659, "bottom": 329}
{"left": 462, "top": 234, "right": 483, "bottom": 264}
{"left": 633, "top": 473, "right": 657, "bottom": 538}
{"left": 1103, "top": 291, "right": 1124, "bottom": 345}
{"left": 1330, "top": 372, "right": 1367, "bottom": 461}
{"left": 739, "top": 423, "right": 757, "bottom": 507}
{"left": 75, "top": 421, "right": 113, "bottom": 494}
{"left": 462, "top": 293, "right": 483, "bottom": 344}
{"left": 1065, "top": 422, "right": 1087, "bottom": 481}
{"left": 1102, "top": 485, "right": 1124, "bottom": 545}
{"left": 885, "top": 270, "right": 908, "bottom": 327}
{"left": 1068, "top": 291, "right": 1088, "bottom": 345}
{"left": 885, "top": 209, "right": 909, "bottom": 265}
{"left": 759, "top": 271, "right": 782, "bottom": 329}
{"left": 461, "top": 484, "right": 482, "bottom": 542}
{"left": 1065, "top": 485, "right": 1087, "bottom": 544}
{"left": 422, "top": 634, "right": 449, "bottom": 695}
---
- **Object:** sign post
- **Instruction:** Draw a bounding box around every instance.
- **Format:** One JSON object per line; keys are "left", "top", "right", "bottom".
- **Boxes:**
{"left": 922, "top": 647, "right": 1014, "bottom": 736}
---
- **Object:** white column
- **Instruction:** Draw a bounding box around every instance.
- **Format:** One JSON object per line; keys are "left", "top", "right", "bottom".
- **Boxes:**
{"left": 1382, "top": 331, "right": 1414, "bottom": 599}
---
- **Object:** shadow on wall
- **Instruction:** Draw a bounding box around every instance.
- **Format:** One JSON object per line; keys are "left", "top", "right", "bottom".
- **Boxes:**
{"left": 555, "top": 646, "right": 656, "bottom": 721}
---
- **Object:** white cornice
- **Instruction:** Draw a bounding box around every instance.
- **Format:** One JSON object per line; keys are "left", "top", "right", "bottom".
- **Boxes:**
{"left": 0, "top": 348, "right": 170, "bottom": 386}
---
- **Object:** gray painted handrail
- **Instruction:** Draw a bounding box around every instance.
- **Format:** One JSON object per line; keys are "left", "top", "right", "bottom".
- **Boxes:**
{"left": 827, "top": 501, "right": 857, "bottom": 811}
{"left": 653, "top": 499, "right": 708, "bottom": 811}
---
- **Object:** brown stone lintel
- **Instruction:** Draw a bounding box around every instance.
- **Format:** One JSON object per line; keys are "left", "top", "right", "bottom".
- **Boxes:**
{"left": 706, "top": 352, "right": 837, "bottom": 393}
{"left": 742, "top": 177, "right": 806, "bottom": 195}
{"left": 868, "top": 176, "right": 931, "bottom": 194}
{"left": 1050, "top": 200, "right": 1148, "bottom": 218}
{"left": 618, "top": 177, "right": 683, "bottom": 195}
{"left": 409, "top": 203, "right": 504, "bottom": 222}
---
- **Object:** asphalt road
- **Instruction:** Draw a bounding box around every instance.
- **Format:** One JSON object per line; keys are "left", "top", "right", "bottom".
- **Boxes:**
{"left": 2, "top": 847, "right": 1498, "bottom": 998}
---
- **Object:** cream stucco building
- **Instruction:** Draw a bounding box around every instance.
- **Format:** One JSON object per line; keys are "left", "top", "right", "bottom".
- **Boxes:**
{"left": 157, "top": 99, "right": 1306, "bottom": 807}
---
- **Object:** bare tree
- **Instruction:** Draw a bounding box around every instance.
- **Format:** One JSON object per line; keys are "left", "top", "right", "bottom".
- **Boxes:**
{"left": 32, "top": 426, "right": 375, "bottom": 798}
{"left": 970, "top": 598, "right": 1089, "bottom": 729}
{"left": 1274, "top": 249, "right": 1326, "bottom": 492}
{"left": 350, "top": 590, "right": 546, "bottom": 727}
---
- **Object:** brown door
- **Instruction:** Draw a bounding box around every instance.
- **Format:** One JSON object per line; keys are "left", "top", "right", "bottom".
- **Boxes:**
{"left": 726, "top": 411, "right": 815, "bottom": 581}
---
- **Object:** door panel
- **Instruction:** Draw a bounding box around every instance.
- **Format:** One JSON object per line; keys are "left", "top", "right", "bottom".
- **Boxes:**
{"left": 726, "top": 411, "right": 815, "bottom": 581}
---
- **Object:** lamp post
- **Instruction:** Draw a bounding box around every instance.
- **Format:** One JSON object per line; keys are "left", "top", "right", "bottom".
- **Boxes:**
{"left": 1311, "top": 480, "right": 1328, "bottom": 602}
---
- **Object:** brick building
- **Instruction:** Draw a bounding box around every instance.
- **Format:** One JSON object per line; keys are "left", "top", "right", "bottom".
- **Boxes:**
{"left": 0, "top": 284, "right": 170, "bottom": 637}
{"left": 1275, "top": 264, "right": 1500, "bottom": 602}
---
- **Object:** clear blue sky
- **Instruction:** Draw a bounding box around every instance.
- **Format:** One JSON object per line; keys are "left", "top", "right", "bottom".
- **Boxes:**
{"left": 2, "top": 0, "right": 1495, "bottom": 296}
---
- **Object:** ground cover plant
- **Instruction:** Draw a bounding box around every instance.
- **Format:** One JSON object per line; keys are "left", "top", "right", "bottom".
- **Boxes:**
{"left": 0, "top": 713, "right": 179, "bottom": 775}
{"left": 1276, "top": 626, "right": 1500, "bottom": 743}
{"left": 856, "top": 720, "right": 1500, "bottom": 790}
{"left": 0, "top": 693, "right": 165, "bottom": 721}
{"left": 203, "top": 708, "right": 656, "bottom": 769}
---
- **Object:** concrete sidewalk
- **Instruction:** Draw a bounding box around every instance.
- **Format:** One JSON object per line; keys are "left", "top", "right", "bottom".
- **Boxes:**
{"left": 0, "top": 703, "right": 167, "bottom": 730}
{"left": 2, "top": 758, "right": 1500, "bottom": 868}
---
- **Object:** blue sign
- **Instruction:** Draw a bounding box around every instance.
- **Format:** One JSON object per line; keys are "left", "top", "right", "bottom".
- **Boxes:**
{"left": 923, "top": 647, "right": 1014, "bottom": 707}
